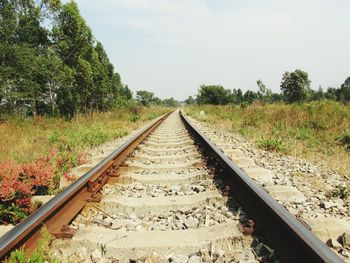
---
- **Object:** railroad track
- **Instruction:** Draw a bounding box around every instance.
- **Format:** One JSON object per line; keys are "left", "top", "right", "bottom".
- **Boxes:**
{"left": 0, "top": 110, "right": 343, "bottom": 262}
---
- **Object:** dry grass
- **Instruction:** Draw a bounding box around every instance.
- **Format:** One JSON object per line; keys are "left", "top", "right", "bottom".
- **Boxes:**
{"left": 0, "top": 106, "right": 169, "bottom": 164}
{"left": 185, "top": 101, "right": 350, "bottom": 178}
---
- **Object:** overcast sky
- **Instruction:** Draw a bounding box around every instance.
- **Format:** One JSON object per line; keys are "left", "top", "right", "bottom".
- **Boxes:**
{"left": 74, "top": 0, "right": 350, "bottom": 100}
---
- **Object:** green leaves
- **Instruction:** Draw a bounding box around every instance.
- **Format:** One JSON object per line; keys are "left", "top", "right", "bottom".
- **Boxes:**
{"left": 280, "top": 69, "right": 311, "bottom": 103}
{"left": 0, "top": 0, "right": 129, "bottom": 118}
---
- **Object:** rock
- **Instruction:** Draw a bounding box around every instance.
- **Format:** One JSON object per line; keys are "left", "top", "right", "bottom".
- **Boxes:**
{"left": 264, "top": 185, "right": 306, "bottom": 203}
{"left": 214, "top": 256, "right": 225, "bottom": 263}
{"left": 188, "top": 255, "right": 203, "bottom": 263}
{"left": 91, "top": 249, "right": 103, "bottom": 262}
{"left": 326, "top": 238, "right": 343, "bottom": 251}
{"left": 184, "top": 217, "right": 199, "bottom": 229}
{"left": 220, "top": 206, "right": 229, "bottom": 213}
{"left": 320, "top": 201, "right": 334, "bottom": 210}
{"left": 135, "top": 250, "right": 147, "bottom": 259}
{"left": 225, "top": 211, "right": 234, "bottom": 218}
{"left": 236, "top": 248, "right": 257, "bottom": 263}
{"left": 169, "top": 254, "right": 189, "bottom": 263}
{"left": 215, "top": 249, "right": 225, "bottom": 257}
{"left": 75, "top": 247, "right": 88, "bottom": 260}
{"left": 338, "top": 232, "right": 350, "bottom": 248}
{"left": 145, "top": 255, "right": 161, "bottom": 263}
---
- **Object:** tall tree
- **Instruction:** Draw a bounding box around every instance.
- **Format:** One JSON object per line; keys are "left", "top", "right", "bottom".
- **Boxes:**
{"left": 52, "top": 1, "right": 94, "bottom": 113}
{"left": 280, "top": 69, "right": 311, "bottom": 103}
{"left": 338, "top": 77, "right": 350, "bottom": 102}
{"left": 196, "top": 85, "right": 233, "bottom": 105}
{"left": 136, "top": 90, "right": 159, "bottom": 106}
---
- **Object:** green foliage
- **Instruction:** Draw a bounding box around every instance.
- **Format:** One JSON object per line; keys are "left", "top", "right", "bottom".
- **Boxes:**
{"left": 332, "top": 185, "right": 350, "bottom": 199}
{"left": 339, "top": 130, "right": 350, "bottom": 150}
{"left": 0, "top": 203, "right": 28, "bottom": 225}
{"left": 0, "top": 0, "right": 131, "bottom": 118}
{"left": 5, "top": 227, "right": 60, "bottom": 263}
{"left": 136, "top": 90, "right": 160, "bottom": 106}
{"left": 185, "top": 96, "right": 195, "bottom": 105}
{"left": 338, "top": 77, "right": 350, "bottom": 102}
{"left": 129, "top": 113, "right": 140, "bottom": 122}
{"left": 185, "top": 101, "right": 350, "bottom": 177}
{"left": 197, "top": 85, "right": 233, "bottom": 105}
{"left": 280, "top": 69, "right": 311, "bottom": 103}
{"left": 257, "top": 138, "right": 287, "bottom": 152}
{"left": 162, "top": 97, "right": 178, "bottom": 107}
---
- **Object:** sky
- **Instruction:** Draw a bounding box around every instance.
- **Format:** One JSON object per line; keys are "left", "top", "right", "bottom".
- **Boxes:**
{"left": 74, "top": 0, "right": 350, "bottom": 100}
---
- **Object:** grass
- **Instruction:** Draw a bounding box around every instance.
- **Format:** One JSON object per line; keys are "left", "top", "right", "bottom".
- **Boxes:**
{"left": 185, "top": 100, "right": 350, "bottom": 178}
{"left": 0, "top": 106, "right": 168, "bottom": 164}
{"left": 4, "top": 227, "right": 59, "bottom": 263}
{"left": 0, "top": 106, "right": 169, "bottom": 225}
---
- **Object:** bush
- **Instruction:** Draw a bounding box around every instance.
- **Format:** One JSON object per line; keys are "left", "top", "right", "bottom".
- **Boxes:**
{"left": 339, "top": 130, "right": 350, "bottom": 150}
{"left": 129, "top": 113, "right": 140, "bottom": 122}
{"left": 332, "top": 185, "right": 350, "bottom": 199}
{"left": 257, "top": 139, "right": 287, "bottom": 152}
{"left": 0, "top": 150, "right": 87, "bottom": 225}
{"left": 0, "top": 161, "right": 33, "bottom": 224}
{"left": 4, "top": 227, "right": 59, "bottom": 263}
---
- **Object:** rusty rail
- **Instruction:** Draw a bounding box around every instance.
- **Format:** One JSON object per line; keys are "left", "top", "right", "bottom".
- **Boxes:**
{"left": 0, "top": 112, "right": 172, "bottom": 260}
{"left": 179, "top": 111, "right": 343, "bottom": 263}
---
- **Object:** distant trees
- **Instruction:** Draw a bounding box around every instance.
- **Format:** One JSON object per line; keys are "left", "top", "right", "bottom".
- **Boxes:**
{"left": 162, "top": 97, "right": 178, "bottom": 107}
{"left": 190, "top": 71, "right": 350, "bottom": 106}
{"left": 136, "top": 90, "right": 178, "bottom": 107}
{"left": 185, "top": 96, "right": 195, "bottom": 105}
{"left": 196, "top": 85, "right": 233, "bottom": 105}
{"left": 136, "top": 90, "right": 158, "bottom": 106}
{"left": 0, "top": 0, "right": 130, "bottom": 118}
{"left": 339, "top": 77, "right": 350, "bottom": 102}
{"left": 280, "top": 69, "right": 311, "bottom": 103}
{"left": 257, "top": 80, "right": 272, "bottom": 102}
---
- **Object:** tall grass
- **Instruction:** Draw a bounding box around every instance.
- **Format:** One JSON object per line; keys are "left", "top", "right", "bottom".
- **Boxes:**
{"left": 0, "top": 106, "right": 168, "bottom": 164}
{"left": 185, "top": 101, "right": 350, "bottom": 177}
{"left": 0, "top": 106, "right": 168, "bottom": 224}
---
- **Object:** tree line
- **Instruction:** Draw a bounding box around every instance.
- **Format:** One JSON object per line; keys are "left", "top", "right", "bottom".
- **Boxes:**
{"left": 0, "top": 0, "right": 132, "bottom": 118}
{"left": 187, "top": 69, "right": 350, "bottom": 105}
{"left": 135, "top": 90, "right": 178, "bottom": 107}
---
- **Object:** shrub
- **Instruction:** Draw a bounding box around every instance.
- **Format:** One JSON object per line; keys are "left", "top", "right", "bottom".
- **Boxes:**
{"left": 332, "top": 185, "right": 350, "bottom": 199}
{"left": 0, "top": 161, "right": 33, "bottom": 224}
{"left": 257, "top": 139, "right": 287, "bottom": 152}
{"left": 4, "top": 227, "right": 60, "bottom": 263}
{"left": 129, "top": 113, "right": 140, "bottom": 122}
{"left": 0, "top": 150, "right": 87, "bottom": 225}
{"left": 339, "top": 130, "right": 350, "bottom": 150}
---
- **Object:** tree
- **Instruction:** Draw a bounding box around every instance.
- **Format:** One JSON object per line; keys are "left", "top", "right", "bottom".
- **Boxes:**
{"left": 257, "top": 79, "right": 272, "bottom": 102}
{"left": 309, "top": 86, "right": 325, "bottom": 101}
{"left": 136, "top": 90, "right": 158, "bottom": 106}
{"left": 196, "top": 85, "right": 233, "bottom": 105}
{"left": 280, "top": 69, "right": 311, "bottom": 103}
{"left": 120, "top": 84, "right": 132, "bottom": 100}
{"left": 0, "top": 0, "right": 127, "bottom": 117}
{"left": 185, "top": 96, "right": 195, "bottom": 105}
{"left": 232, "top": 89, "right": 243, "bottom": 104}
{"left": 243, "top": 90, "right": 258, "bottom": 103}
{"left": 338, "top": 77, "right": 350, "bottom": 102}
{"left": 162, "top": 97, "right": 178, "bottom": 107}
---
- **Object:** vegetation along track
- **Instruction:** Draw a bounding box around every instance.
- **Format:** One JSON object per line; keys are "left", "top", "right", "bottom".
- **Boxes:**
{"left": 0, "top": 111, "right": 344, "bottom": 262}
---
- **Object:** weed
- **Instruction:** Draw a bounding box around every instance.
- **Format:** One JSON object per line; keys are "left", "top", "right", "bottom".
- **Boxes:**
{"left": 257, "top": 139, "right": 287, "bottom": 152}
{"left": 339, "top": 130, "right": 350, "bottom": 150}
{"left": 185, "top": 101, "right": 350, "bottom": 177}
{"left": 129, "top": 113, "right": 140, "bottom": 122}
{"left": 4, "top": 227, "right": 60, "bottom": 263}
{"left": 332, "top": 185, "right": 350, "bottom": 199}
{"left": 0, "top": 106, "right": 168, "bottom": 225}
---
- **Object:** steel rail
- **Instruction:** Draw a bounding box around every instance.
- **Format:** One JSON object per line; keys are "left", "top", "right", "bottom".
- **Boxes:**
{"left": 0, "top": 111, "right": 172, "bottom": 260}
{"left": 180, "top": 111, "right": 342, "bottom": 263}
